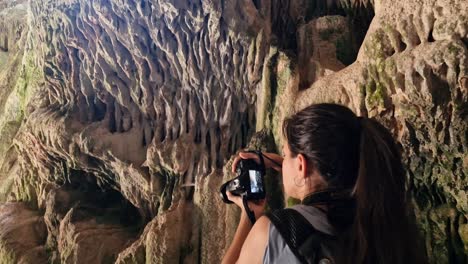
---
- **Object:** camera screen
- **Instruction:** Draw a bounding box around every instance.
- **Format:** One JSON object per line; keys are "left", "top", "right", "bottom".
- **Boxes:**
{"left": 248, "top": 170, "right": 263, "bottom": 193}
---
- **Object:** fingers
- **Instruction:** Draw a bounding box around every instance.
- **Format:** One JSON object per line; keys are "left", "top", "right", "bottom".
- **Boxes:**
{"left": 231, "top": 156, "right": 241, "bottom": 173}
{"left": 262, "top": 152, "right": 283, "bottom": 172}
{"left": 231, "top": 152, "right": 259, "bottom": 173}
{"left": 239, "top": 152, "right": 259, "bottom": 161}
{"left": 231, "top": 151, "right": 284, "bottom": 173}
{"left": 239, "top": 152, "right": 260, "bottom": 165}
{"left": 226, "top": 191, "right": 266, "bottom": 219}
{"left": 226, "top": 191, "right": 234, "bottom": 201}
{"left": 226, "top": 191, "right": 242, "bottom": 206}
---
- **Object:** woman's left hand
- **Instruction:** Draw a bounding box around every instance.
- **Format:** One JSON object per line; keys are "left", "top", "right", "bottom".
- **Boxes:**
{"left": 227, "top": 191, "right": 266, "bottom": 220}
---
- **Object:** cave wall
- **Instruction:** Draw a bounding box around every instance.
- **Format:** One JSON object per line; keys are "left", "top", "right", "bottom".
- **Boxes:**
{"left": 0, "top": 0, "right": 466, "bottom": 263}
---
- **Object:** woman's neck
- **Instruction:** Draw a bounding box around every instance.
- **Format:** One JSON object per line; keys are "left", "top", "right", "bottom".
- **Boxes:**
{"left": 298, "top": 177, "right": 328, "bottom": 200}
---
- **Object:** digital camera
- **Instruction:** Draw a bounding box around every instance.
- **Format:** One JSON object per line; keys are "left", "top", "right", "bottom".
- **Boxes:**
{"left": 220, "top": 158, "right": 266, "bottom": 204}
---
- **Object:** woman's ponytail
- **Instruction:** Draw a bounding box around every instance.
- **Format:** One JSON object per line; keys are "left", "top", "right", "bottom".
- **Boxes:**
{"left": 283, "top": 104, "right": 426, "bottom": 263}
{"left": 346, "top": 117, "right": 422, "bottom": 264}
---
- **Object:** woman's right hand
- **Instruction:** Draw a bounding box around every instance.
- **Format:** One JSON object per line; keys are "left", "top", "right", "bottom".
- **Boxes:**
{"left": 226, "top": 191, "right": 266, "bottom": 220}
{"left": 231, "top": 151, "right": 283, "bottom": 173}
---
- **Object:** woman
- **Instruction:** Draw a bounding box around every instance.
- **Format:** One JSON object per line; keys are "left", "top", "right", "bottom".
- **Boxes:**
{"left": 222, "top": 103, "right": 426, "bottom": 264}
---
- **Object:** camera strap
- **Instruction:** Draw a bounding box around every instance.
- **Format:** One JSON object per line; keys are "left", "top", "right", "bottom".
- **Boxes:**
{"left": 242, "top": 195, "right": 257, "bottom": 225}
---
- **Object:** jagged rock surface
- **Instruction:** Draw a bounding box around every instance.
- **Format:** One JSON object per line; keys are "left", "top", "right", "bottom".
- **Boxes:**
{"left": 0, "top": 202, "right": 48, "bottom": 264}
{"left": 0, "top": 0, "right": 466, "bottom": 263}
{"left": 0, "top": 0, "right": 35, "bottom": 202}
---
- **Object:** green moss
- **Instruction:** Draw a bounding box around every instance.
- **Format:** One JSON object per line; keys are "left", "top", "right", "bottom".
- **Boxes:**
{"left": 287, "top": 197, "right": 300, "bottom": 207}
{"left": 365, "top": 28, "right": 395, "bottom": 64}
{"left": 256, "top": 47, "right": 278, "bottom": 132}
{"left": 362, "top": 56, "right": 396, "bottom": 111}
{"left": 16, "top": 51, "right": 43, "bottom": 117}
{"left": 447, "top": 43, "right": 461, "bottom": 55}
{"left": 365, "top": 31, "right": 397, "bottom": 112}
{"left": 364, "top": 77, "right": 386, "bottom": 109}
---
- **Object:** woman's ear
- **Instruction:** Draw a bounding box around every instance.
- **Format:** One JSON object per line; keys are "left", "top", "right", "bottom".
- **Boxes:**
{"left": 296, "top": 153, "right": 308, "bottom": 179}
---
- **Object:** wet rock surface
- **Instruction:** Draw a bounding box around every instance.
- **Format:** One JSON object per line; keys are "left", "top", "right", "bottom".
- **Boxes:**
{"left": 0, "top": 0, "right": 466, "bottom": 263}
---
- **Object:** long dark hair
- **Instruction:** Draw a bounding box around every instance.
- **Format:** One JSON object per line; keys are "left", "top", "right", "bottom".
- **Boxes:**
{"left": 282, "top": 103, "right": 426, "bottom": 264}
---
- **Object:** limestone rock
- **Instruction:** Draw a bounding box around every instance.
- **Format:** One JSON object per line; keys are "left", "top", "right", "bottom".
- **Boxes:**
{"left": 57, "top": 206, "right": 137, "bottom": 264}
{"left": 0, "top": 0, "right": 34, "bottom": 202}
{"left": 0, "top": 202, "right": 47, "bottom": 264}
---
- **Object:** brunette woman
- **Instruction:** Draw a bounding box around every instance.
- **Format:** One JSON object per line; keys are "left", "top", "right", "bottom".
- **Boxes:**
{"left": 222, "top": 103, "right": 426, "bottom": 264}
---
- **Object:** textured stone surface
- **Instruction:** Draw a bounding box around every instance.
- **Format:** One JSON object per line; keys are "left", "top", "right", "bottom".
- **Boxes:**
{"left": 0, "top": 0, "right": 466, "bottom": 263}
{"left": 116, "top": 200, "right": 194, "bottom": 264}
{"left": 0, "top": 202, "right": 48, "bottom": 264}
{"left": 44, "top": 180, "right": 142, "bottom": 264}
{"left": 0, "top": 0, "right": 36, "bottom": 202}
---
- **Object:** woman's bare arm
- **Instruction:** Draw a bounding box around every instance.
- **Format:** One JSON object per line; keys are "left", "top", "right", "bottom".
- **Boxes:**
{"left": 237, "top": 216, "right": 270, "bottom": 264}
{"left": 222, "top": 215, "right": 270, "bottom": 264}
{"left": 222, "top": 212, "right": 253, "bottom": 264}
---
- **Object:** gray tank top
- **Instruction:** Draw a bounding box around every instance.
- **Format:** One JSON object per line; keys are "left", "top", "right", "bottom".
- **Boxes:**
{"left": 262, "top": 205, "right": 335, "bottom": 264}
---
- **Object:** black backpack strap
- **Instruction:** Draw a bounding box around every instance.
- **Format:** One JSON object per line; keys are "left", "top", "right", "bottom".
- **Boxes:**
{"left": 266, "top": 208, "right": 336, "bottom": 264}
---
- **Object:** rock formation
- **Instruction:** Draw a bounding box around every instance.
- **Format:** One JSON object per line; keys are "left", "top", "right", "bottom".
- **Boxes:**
{"left": 0, "top": 0, "right": 466, "bottom": 263}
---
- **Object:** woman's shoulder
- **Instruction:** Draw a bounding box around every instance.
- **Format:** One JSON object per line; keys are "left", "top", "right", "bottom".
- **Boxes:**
{"left": 263, "top": 210, "right": 303, "bottom": 264}
{"left": 250, "top": 216, "right": 271, "bottom": 243}
{"left": 264, "top": 206, "right": 337, "bottom": 264}
{"left": 250, "top": 215, "right": 271, "bottom": 236}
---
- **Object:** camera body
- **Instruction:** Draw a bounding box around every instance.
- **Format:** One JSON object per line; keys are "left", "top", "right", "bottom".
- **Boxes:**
{"left": 220, "top": 158, "right": 266, "bottom": 203}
